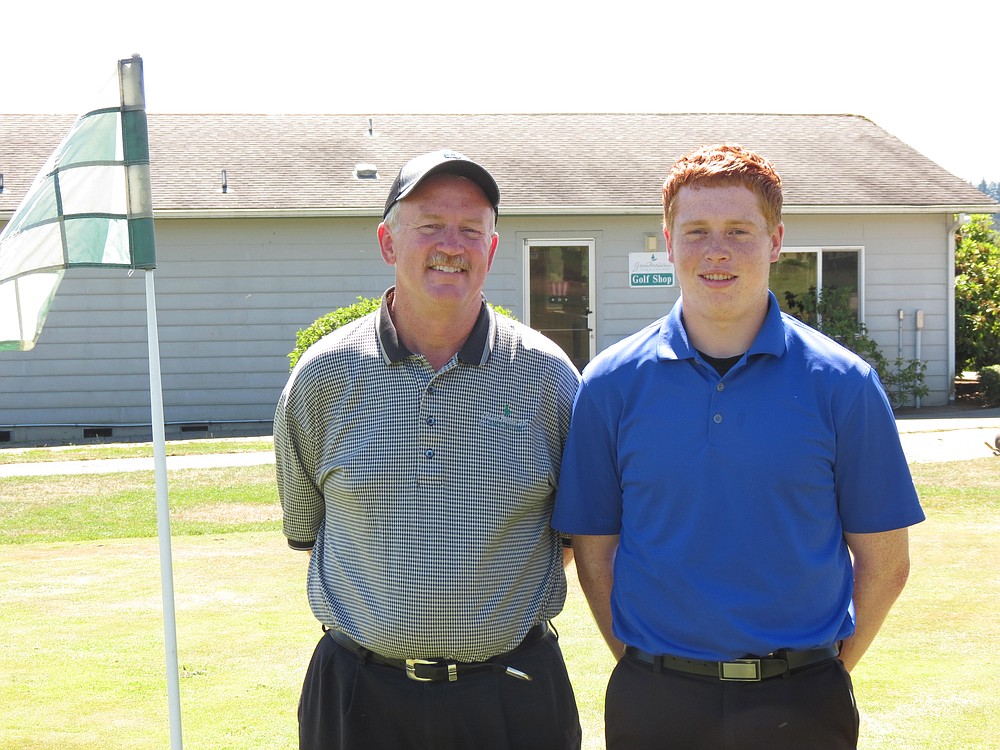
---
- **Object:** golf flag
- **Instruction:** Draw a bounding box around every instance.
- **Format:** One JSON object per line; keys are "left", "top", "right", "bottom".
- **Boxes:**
{"left": 0, "top": 55, "right": 155, "bottom": 350}
{"left": 0, "top": 56, "right": 182, "bottom": 749}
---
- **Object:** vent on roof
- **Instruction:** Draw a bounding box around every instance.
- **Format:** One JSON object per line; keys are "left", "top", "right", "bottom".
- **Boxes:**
{"left": 220, "top": 170, "right": 229, "bottom": 194}
{"left": 368, "top": 117, "right": 374, "bottom": 136}
{"left": 0, "top": 173, "right": 4, "bottom": 194}
{"left": 355, "top": 163, "right": 378, "bottom": 180}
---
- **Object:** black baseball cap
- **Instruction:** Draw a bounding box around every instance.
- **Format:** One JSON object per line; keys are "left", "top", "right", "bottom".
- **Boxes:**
{"left": 382, "top": 150, "right": 500, "bottom": 219}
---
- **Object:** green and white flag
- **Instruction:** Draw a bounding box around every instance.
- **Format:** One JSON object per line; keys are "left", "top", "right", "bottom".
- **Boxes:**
{"left": 0, "top": 55, "right": 155, "bottom": 350}
{"left": 1, "top": 56, "right": 182, "bottom": 748}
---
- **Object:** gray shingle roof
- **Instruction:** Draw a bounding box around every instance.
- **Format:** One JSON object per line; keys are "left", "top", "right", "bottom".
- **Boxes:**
{"left": 1, "top": 113, "right": 996, "bottom": 218}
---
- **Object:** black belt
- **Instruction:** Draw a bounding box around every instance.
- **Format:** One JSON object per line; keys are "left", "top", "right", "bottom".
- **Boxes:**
{"left": 624, "top": 644, "right": 840, "bottom": 682}
{"left": 327, "top": 622, "right": 549, "bottom": 683}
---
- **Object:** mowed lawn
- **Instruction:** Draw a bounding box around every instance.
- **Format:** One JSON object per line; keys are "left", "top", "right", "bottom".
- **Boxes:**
{"left": 0, "top": 455, "right": 997, "bottom": 749}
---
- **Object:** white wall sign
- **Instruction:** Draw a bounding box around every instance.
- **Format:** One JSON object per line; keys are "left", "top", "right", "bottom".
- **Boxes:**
{"left": 629, "top": 252, "right": 675, "bottom": 287}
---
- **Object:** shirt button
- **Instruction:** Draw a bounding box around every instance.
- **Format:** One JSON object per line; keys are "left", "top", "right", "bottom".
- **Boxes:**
{"left": 713, "top": 413, "right": 723, "bottom": 424}
{"left": 426, "top": 416, "right": 435, "bottom": 426}
{"left": 716, "top": 382, "right": 725, "bottom": 392}
{"left": 424, "top": 449, "right": 434, "bottom": 459}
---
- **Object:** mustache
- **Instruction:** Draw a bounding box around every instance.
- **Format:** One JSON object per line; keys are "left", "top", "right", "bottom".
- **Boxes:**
{"left": 426, "top": 254, "right": 469, "bottom": 271}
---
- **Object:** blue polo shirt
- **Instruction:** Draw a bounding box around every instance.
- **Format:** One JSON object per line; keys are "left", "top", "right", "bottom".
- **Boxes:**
{"left": 552, "top": 293, "right": 924, "bottom": 661}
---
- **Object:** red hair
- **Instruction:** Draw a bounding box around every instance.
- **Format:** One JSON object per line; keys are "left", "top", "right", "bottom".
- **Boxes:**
{"left": 663, "top": 144, "right": 783, "bottom": 232}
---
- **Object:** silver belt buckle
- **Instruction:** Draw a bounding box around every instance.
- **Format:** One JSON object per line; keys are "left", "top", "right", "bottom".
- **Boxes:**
{"left": 405, "top": 658, "right": 436, "bottom": 682}
{"left": 719, "top": 658, "right": 761, "bottom": 681}
{"left": 405, "top": 658, "right": 458, "bottom": 682}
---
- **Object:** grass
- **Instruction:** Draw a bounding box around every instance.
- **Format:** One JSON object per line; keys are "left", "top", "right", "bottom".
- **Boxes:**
{"left": 0, "top": 467, "right": 279, "bottom": 544}
{"left": 850, "top": 459, "right": 999, "bottom": 749}
{"left": 0, "top": 446, "right": 997, "bottom": 749}
{"left": 1, "top": 532, "right": 311, "bottom": 750}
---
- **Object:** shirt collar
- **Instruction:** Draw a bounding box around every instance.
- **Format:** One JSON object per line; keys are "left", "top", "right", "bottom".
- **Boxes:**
{"left": 377, "top": 288, "right": 494, "bottom": 366}
{"left": 657, "top": 290, "right": 788, "bottom": 362}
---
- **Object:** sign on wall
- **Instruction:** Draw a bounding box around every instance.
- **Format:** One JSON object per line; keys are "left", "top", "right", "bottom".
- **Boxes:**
{"left": 629, "top": 252, "right": 675, "bottom": 288}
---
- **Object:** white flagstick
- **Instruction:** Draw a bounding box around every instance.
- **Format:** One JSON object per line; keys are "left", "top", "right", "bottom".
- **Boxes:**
{"left": 145, "top": 268, "right": 184, "bottom": 749}
{"left": 120, "top": 55, "right": 183, "bottom": 749}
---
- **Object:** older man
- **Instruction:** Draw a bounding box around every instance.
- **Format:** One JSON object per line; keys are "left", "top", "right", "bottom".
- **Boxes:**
{"left": 275, "top": 150, "right": 581, "bottom": 749}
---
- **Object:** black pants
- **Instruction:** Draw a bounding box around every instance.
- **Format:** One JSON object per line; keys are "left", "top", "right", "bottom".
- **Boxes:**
{"left": 298, "top": 629, "right": 582, "bottom": 750}
{"left": 605, "top": 653, "right": 859, "bottom": 750}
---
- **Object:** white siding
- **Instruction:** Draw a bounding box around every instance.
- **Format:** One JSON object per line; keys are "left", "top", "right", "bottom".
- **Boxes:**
{"left": 0, "top": 217, "right": 397, "bottom": 442}
{"left": 0, "top": 211, "right": 955, "bottom": 444}
{"left": 784, "top": 213, "right": 950, "bottom": 405}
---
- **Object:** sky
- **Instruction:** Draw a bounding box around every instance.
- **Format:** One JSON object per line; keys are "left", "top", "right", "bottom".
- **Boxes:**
{"left": 2, "top": 0, "right": 998, "bottom": 184}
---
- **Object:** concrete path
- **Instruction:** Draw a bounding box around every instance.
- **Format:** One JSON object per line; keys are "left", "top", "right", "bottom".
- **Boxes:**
{"left": 0, "top": 450, "right": 275, "bottom": 477}
{"left": 895, "top": 409, "right": 1000, "bottom": 464}
{"left": 2, "top": 409, "right": 999, "bottom": 477}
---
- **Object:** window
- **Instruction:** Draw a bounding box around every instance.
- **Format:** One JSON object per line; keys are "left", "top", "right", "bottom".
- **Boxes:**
{"left": 772, "top": 247, "right": 864, "bottom": 320}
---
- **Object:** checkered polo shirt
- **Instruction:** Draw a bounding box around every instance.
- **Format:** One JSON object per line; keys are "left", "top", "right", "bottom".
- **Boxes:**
{"left": 274, "top": 293, "right": 580, "bottom": 661}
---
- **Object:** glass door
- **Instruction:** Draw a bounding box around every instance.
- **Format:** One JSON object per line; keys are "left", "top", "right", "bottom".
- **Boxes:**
{"left": 524, "top": 240, "right": 595, "bottom": 371}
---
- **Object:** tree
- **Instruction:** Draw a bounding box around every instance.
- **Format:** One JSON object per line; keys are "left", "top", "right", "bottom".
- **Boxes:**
{"left": 955, "top": 214, "right": 1000, "bottom": 371}
{"left": 975, "top": 180, "right": 1000, "bottom": 203}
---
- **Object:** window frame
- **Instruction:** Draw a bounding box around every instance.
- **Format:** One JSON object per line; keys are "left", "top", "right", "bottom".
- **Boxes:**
{"left": 774, "top": 245, "right": 866, "bottom": 321}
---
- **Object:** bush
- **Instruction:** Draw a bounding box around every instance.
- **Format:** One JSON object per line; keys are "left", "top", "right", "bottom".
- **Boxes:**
{"left": 980, "top": 365, "right": 1000, "bottom": 407}
{"left": 955, "top": 215, "right": 1000, "bottom": 371}
{"left": 289, "top": 296, "right": 516, "bottom": 371}
{"left": 784, "top": 287, "right": 928, "bottom": 409}
{"left": 288, "top": 296, "right": 381, "bottom": 370}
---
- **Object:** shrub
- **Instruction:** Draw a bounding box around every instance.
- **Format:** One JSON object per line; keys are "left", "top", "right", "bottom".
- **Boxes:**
{"left": 784, "top": 287, "right": 928, "bottom": 409}
{"left": 289, "top": 296, "right": 516, "bottom": 371}
{"left": 288, "top": 296, "right": 381, "bottom": 370}
{"left": 980, "top": 365, "right": 1000, "bottom": 407}
{"left": 955, "top": 215, "right": 1000, "bottom": 371}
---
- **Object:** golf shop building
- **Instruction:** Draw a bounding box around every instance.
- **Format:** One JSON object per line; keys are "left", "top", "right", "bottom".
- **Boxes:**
{"left": 0, "top": 113, "right": 996, "bottom": 444}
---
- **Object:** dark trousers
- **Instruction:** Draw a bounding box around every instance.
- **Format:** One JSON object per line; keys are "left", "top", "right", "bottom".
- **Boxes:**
{"left": 299, "top": 629, "right": 582, "bottom": 750}
{"left": 606, "top": 653, "right": 859, "bottom": 750}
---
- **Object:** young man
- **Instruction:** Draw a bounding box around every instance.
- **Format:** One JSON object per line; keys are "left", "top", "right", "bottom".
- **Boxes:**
{"left": 274, "top": 150, "right": 581, "bottom": 749}
{"left": 553, "top": 143, "right": 924, "bottom": 750}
